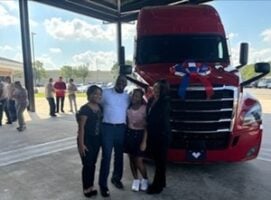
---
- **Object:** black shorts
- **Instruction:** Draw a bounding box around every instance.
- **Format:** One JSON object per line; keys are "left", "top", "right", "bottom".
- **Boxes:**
{"left": 124, "top": 128, "right": 145, "bottom": 157}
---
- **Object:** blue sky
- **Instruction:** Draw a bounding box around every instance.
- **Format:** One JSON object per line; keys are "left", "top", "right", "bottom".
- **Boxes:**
{"left": 0, "top": 0, "right": 271, "bottom": 71}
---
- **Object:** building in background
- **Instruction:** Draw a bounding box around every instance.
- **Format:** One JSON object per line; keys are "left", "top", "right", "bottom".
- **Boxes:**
{"left": 0, "top": 57, "right": 23, "bottom": 81}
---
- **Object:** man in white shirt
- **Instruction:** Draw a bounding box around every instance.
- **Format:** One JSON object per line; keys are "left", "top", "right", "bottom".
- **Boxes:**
{"left": 45, "top": 78, "right": 56, "bottom": 117}
{"left": 99, "top": 75, "right": 130, "bottom": 197}
{"left": 0, "top": 79, "right": 5, "bottom": 126}
{"left": 67, "top": 78, "right": 78, "bottom": 112}
{"left": 4, "top": 76, "right": 16, "bottom": 124}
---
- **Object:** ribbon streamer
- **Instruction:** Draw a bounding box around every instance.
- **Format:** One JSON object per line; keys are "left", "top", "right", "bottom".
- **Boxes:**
{"left": 171, "top": 61, "right": 214, "bottom": 99}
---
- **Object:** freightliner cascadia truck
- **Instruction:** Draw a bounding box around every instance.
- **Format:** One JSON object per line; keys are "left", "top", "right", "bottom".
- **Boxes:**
{"left": 123, "top": 4, "right": 270, "bottom": 162}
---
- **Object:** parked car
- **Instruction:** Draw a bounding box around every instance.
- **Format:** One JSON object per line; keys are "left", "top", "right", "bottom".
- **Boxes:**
{"left": 77, "top": 84, "right": 92, "bottom": 93}
{"left": 244, "top": 82, "right": 256, "bottom": 88}
{"left": 266, "top": 79, "right": 271, "bottom": 89}
{"left": 256, "top": 79, "right": 267, "bottom": 88}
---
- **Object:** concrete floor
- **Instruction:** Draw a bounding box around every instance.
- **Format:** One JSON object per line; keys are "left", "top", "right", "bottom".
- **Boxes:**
{"left": 0, "top": 89, "right": 271, "bottom": 200}
{"left": 0, "top": 148, "right": 271, "bottom": 200}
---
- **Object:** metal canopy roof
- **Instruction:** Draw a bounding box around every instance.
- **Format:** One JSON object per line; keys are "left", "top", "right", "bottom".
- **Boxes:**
{"left": 32, "top": 0, "right": 213, "bottom": 22}
{"left": 22, "top": 0, "right": 213, "bottom": 112}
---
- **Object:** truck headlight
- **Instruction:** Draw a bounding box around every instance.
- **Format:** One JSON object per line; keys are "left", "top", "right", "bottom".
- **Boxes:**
{"left": 242, "top": 103, "right": 262, "bottom": 126}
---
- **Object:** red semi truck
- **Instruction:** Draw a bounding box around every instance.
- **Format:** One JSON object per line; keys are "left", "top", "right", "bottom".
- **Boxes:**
{"left": 124, "top": 4, "right": 270, "bottom": 162}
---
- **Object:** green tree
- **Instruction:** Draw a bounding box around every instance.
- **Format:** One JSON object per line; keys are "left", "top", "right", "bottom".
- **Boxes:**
{"left": 240, "top": 62, "right": 271, "bottom": 81}
{"left": 240, "top": 64, "right": 255, "bottom": 80}
{"left": 74, "top": 64, "right": 89, "bottom": 84}
{"left": 13, "top": 70, "right": 23, "bottom": 79}
{"left": 111, "top": 60, "right": 133, "bottom": 78}
{"left": 33, "top": 60, "right": 47, "bottom": 85}
{"left": 60, "top": 65, "right": 74, "bottom": 82}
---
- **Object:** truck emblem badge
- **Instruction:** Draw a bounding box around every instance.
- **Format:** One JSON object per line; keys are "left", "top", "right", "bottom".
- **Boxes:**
{"left": 170, "top": 61, "right": 214, "bottom": 99}
{"left": 192, "top": 152, "right": 201, "bottom": 159}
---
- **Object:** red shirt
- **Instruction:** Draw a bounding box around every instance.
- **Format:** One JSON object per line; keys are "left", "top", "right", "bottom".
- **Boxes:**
{"left": 54, "top": 81, "right": 66, "bottom": 97}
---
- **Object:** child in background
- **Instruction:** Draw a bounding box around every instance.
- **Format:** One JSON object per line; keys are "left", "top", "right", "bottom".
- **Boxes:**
{"left": 124, "top": 88, "right": 148, "bottom": 192}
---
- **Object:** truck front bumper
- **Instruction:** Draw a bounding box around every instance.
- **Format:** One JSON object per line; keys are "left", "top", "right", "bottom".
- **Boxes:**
{"left": 167, "top": 129, "right": 262, "bottom": 163}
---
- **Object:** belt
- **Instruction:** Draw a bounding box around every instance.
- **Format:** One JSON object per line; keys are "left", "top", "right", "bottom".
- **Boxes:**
{"left": 103, "top": 122, "right": 125, "bottom": 127}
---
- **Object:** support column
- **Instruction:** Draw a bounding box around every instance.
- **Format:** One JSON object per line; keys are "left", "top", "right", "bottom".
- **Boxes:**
{"left": 19, "top": 0, "right": 35, "bottom": 112}
{"left": 116, "top": 0, "right": 125, "bottom": 74}
{"left": 116, "top": 21, "right": 124, "bottom": 66}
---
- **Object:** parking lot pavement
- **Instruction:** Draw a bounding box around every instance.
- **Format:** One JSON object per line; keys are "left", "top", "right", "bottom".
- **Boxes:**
{"left": 1, "top": 148, "right": 271, "bottom": 200}
{"left": 0, "top": 97, "right": 83, "bottom": 166}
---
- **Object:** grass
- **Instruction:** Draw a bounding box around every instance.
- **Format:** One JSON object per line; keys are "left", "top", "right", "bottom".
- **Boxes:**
{"left": 35, "top": 92, "right": 87, "bottom": 98}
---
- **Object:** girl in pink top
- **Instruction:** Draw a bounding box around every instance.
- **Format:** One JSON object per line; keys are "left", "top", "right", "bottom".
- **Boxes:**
{"left": 124, "top": 88, "right": 148, "bottom": 192}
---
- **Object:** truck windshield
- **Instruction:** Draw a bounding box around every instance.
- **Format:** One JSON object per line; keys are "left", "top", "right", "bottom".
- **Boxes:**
{"left": 136, "top": 34, "right": 229, "bottom": 65}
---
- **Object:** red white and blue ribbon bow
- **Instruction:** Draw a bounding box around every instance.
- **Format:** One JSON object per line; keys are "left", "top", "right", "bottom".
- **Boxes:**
{"left": 170, "top": 61, "right": 214, "bottom": 99}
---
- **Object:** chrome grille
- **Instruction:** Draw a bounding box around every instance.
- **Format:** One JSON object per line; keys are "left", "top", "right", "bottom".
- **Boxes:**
{"left": 170, "top": 85, "right": 237, "bottom": 150}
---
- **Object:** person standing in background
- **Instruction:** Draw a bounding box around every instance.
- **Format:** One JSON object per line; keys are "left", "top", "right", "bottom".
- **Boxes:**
{"left": 67, "top": 78, "right": 78, "bottom": 113}
{"left": 12, "top": 81, "right": 28, "bottom": 132}
{"left": 4, "top": 76, "right": 17, "bottom": 123}
{"left": 45, "top": 78, "right": 57, "bottom": 117}
{"left": 0, "top": 79, "right": 5, "bottom": 126}
{"left": 54, "top": 76, "right": 66, "bottom": 113}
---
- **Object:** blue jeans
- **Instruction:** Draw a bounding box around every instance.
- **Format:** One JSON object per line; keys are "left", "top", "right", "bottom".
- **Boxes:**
{"left": 99, "top": 123, "right": 126, "bottom": 188}
{"left": 7, "top": 99, "right": 17, "bottom": 122}
{"left": 0, "top": 99, "right": 7, "bottom": 125}
{"left": 46, "top": 97, "right": 56, "bottom": 116}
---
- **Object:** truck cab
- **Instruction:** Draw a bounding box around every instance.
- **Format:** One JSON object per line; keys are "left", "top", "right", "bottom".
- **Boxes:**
{"left": 127, "top": 4, "right": 270, "bottom": 162}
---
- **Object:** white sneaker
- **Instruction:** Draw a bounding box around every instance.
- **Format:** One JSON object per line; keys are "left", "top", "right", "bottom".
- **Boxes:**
{"left": 131, "top": 179, "right": 140, "bottom": 192}
{"left": 140, "top": 178, "right": 149, "bottom": 191}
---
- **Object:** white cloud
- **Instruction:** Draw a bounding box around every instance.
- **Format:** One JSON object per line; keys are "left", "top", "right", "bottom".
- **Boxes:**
{"left": 0, "top": 0, "right": 18, "bottom": 11}
{"left": 0, "top": 45, "right": 21, "bottom": 62}
{"left": 122, "top": 23, "right": 136, "bottom": 40}
{"left": 126, "top": 53, "right": 133, "bottom": 62}
{"left": 230, "top": 44, "right": 271, "bottom": 66}
{"left": 261, "top": 28, "right": 271, "bottom": 42}
{"left": 72, "top": 50, "right": 116, "bottom": 71}
{"left": 37, "top": 54, "right": 58, "bottom": 69}
{"left": 14, "top": 52, "right": 22, "bottom": 62}
{"left": 49, "top": 48, "right": 62, "bottom": 54}
{"left": 0, "top": 45, "right": 22, "bottom": 62}
{"left": 249, "top": 47, "right": 271, "bottom": 63}
{"left": 227, "top": 32, "right": 238, "bottom": 40}
{"left": 0, "top": 45, "right": 14, "bottom": 51}
{"left": 43, "top": 17, "right": 135, "bottom": 41}
{"left": 0, "top": 4, "right": 18, "bottom": 26}
{"left": 30, "top": 19, "right": 39, "bottom": 28}
{"left": 44, "top": 17, "right": 112, "bottom": 41}
{"left": 0, "top": 4, "right": 6, "bottom": 14}
{"left": 229, "top": 45, "right": 239, "bottom": 66}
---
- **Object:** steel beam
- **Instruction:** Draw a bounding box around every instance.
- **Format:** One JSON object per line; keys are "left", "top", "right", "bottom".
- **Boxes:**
{"left": 19, "top": 0, "right": 35, "bottom": 112}
{"left": 116, "top": 0, "right": 124, "bottom": 71}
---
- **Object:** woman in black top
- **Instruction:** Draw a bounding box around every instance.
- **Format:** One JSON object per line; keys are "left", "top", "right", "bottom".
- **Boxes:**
{"left": 77, "top": 85, "right": 102, "bottom": 198}
{"left": 146, "top": 79, "right": 171, "bottom": 194}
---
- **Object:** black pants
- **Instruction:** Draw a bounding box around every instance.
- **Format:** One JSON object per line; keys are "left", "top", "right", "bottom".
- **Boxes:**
{"left": 46, "top": 97, "right": 55, "bottom": 116}
{"left": 78, "top": 136, "right": 101, "bottom": 190}
{"left": 56, "top": 96, "right": 65, "bottom": 112}
{"left": 6, "top": 99, "right": 16, "bottom": 122}
{"left": 148, "top": 135, "right": 168, "bottom": 189}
